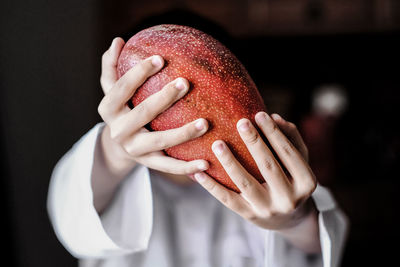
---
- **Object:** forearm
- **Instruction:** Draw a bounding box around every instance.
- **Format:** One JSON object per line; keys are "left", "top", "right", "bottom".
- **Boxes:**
{"left": 91, "top": 125, "right": 137, "bottom": 213}
{"left": 276, "top": 199, "right": 321, "bottom": 254}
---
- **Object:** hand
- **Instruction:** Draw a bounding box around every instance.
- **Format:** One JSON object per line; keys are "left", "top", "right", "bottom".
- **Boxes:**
{"left": 194, "top": 112, "right": 317, "bottom": 231}
{"left": 97, "top": 38, "right": 210, "bottom": 180}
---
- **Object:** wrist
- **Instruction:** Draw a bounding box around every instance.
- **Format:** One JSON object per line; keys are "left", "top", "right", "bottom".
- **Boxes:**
{"left": 100, "top": 125, "right": 137, "bottom": 180}
{"left": 276, "top": 199, "right": 321, "bottom": 254}
{"left": 278, "top": 198, "right": 317, "bottom": 232}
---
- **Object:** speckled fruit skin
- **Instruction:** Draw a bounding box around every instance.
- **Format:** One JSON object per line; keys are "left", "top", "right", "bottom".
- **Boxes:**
{"left": 117, "top": 24, "right": 267, "bottom": 192}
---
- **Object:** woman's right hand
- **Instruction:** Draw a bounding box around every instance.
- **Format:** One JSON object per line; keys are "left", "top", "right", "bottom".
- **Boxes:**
{"left": 97, "top": 38, "right": 209, "bottom": 180}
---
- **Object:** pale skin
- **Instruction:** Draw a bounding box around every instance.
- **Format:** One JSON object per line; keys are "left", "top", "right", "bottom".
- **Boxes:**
{"left": 93, "top": 37, "right": 321, "bottom": 255}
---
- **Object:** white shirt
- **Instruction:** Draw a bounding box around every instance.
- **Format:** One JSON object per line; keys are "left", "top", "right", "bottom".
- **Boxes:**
{"left": 47, "top": 123, "right": 349, "bottom": 267}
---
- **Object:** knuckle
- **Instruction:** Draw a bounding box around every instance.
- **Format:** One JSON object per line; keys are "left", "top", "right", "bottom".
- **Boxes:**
{"left": 134, "top": 102, "right": 151, "bottom": 119}
{"left": 206, "top": 181, "right": 217, "bottom": 192}
{"left": 97, "top": 102, "right": 105, "bottom": 117}
{"left": 284, "top": 203, "right": 296, "bottom": 214}
{"left": 232, "top": 203, "right": 245, "bottom": 214}
{"left": 221, "top": 157, "right": 235, "bottom": 169}
{"left": 219, "top": 193, "right": 230, "bottom": 205}
{"left": 115, "top": 77, "right": 128, "bottom": 91}
{"left": 260, "top": 207, "right": 274, "bottom": 218}
{"left": 179, "top": 127, "right": 194, "bottom": 141}
{"left": 123, "top": 144, "right": 136, "bottom": 157}
{"left": 126, "top": 150, "right": 137, "bottom": 159}
{"left": 281, "top": 142, "right": 294, "bottom": 156}
{"left": 300, "top": 177, "right": 317, "bottom": 197}
{"left": 308, "top": 176, "right": 317, "bottom": 192}
{"left": 255, "top": 206, "right": 271, "bottom": 218}
{"left": 175, "top": 162, "right": 197, "bottom": 175}
{"left": 239, "top": 178, "right": 252, "bottom": 190}
{"left": 98, "top": 98, "right": 111, "bottom": 118}
{"left": 137, "top": 60, "right": 153, "bottom": 75}
{"left": 245, "top": 131, "right": 259, "bottom": 145}
{"left": 279, "top": 199, "right": 296, "bottom": 214}
{"left": 260, "top": 207, "right": 272, "bottom": 217}
{"left": 100, "top": 76, "right": 106, "bottom": 88}
{"left": 153, "top": 137, "right": 168, "bottom": 150}
{"left": 134, "top": 102, "right": 145, "bottom": 113}
{"left": 266, "top": 121, "right": 279, "bottom": 135}
{"left": 260, "top": 158, "right": 275, "bottom": 171}
{"left": 101, "top": 50, "right": 110, "bottom": 62}
{"left": 184, "top": 165, "right": 198, "bottom": 175}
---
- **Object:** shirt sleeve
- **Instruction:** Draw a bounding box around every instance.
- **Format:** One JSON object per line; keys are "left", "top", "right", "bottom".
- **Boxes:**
{"left": 264, "top": 184, "right": 349, "bottom": 267}
{"left": 47, "top": 123, "right": 153, "bottom": 259}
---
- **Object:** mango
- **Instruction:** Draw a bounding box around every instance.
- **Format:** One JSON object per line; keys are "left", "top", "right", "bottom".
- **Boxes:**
{"left": 117, "top": 24, "right": 267, "bottom": 192}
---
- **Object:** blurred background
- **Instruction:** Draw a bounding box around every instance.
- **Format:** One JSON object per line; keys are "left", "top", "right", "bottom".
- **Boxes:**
{"left": 0, "top": 0, "right": 399, "bottom": 266}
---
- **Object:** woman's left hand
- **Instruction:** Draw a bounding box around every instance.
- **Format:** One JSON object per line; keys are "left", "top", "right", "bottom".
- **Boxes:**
{"left": 194, "top": 112, "right": 317, "bottom": 231}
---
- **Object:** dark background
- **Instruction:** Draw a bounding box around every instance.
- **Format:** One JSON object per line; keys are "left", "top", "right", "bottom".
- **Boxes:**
{"left": 1, "top": 0, "right": 399, "bottom": 266}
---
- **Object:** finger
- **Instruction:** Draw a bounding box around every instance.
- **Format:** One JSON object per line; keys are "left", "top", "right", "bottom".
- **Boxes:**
{"left": 255, "top": 112, "right": 316, "bottom": 195}
{"left": 194, "top": 172, "right": 254, "bottom": 220}
{"left": 100, "top": 55, "right": 164, "bottom": 119}
{"left": 111, "top": 78, "right": 189, "bottom": 138}
{"left": 125, "top": 118, "right": 208, "bottom": 156}
{"left": 100, "top": 37, "right": 125, "bottom": 94}
{"left": 136, "top": 152, "right": 209, "bottom": 175}
{"left": 271, "top": 113, "right": 308, "bottom": 162}
{"left": 211, "top": 140, "right": 269, "bottom": 209}
{"left": 236, "top": 118, "right": 292, "bottom": 195}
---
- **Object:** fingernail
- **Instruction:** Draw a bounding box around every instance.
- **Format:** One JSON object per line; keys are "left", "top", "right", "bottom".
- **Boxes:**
{"left": 271, "top": 113, "right": 283, "bottom": 120}
{"left": 194, "top": 172, "right": 206, "bottom": 182}
{"left": 255, "top": 112, "right": 269, "bottom": 123}
{"left": 151, "top": 55, "right": 163, "bottom": 68}
{"left": 212, "top": 142, "right": 224, "bottom": 156}
{"left": 238, "top": 121, "right": 250, "bottom": 132}
{"left": 197, "top": 161, "right": 208, "bottom": 171}
{"left": 195, "top": 119, "right": 205, "bottom": 130}
{"left": 175, "top": 78, "right": 187, "bottom": 90}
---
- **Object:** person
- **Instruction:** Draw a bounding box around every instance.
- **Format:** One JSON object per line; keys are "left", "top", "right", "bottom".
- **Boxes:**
{"left": 47, "top": 37, "right": 348, "bottom": 267}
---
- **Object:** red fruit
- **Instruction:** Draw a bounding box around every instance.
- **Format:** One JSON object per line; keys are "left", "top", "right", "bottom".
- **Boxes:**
{"left": 117, "top": 24, "right": 267, "bottom": 192}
